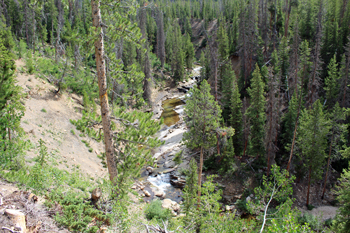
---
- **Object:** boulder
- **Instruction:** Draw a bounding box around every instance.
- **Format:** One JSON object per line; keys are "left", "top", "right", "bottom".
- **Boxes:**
{"left": 170, "top": 179, "right": 186, "bottom": 189}
{"left": 143, "top": 190, "right": 151, "bottom": 197}
{"left": 162, "top": 199, "right": 180, "bottom": 212}
{"left": 146, "top": 166, "right": 153, "bottom": 174}
{"left": 155, "top": 190, "right": 165, "bottom": 198}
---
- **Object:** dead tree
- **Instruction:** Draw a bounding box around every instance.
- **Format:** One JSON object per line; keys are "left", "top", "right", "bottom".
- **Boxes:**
{"left": 288, "top": 19, "right": 300, "bottom": 96}
{"left": 307, "top": 1, "right": 323, "bottom": 108}
{"left": 239, "top": 1, "right": 258, "bottom": 90}
{"left": 91, "top": 0, "right": 118, "bottom": 183}
{"left": 55, "top": 0, "right": 64, "bottom": 63}
{"left": 155, "top": 9, "right": 165, "bottom": 68}
{"left": 265, "top": 68, "right": 279, "bottom": 176}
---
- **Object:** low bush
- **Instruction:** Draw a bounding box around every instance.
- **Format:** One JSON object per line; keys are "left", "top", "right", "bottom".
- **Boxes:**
{"left": 145, "top": 200, "right": 171, "bottom": 221}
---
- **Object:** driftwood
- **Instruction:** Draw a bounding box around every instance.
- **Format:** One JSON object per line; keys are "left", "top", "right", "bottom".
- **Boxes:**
{"left": 140, "top": 220, "right": 180, "bottom": 233}
{"left": 4, "top": 209, "right": 26, "bottom": 233}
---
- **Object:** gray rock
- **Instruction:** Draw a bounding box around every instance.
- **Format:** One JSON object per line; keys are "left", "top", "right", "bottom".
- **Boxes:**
{"left": 165, "top": 160, "right": 176, "bottom": 168}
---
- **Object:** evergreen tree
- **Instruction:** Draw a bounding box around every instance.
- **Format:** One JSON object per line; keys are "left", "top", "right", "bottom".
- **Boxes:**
{"left": 184, "top": 32, "right": 194, "bottom": 70}
{"left": 324, "top": 54, "right": 340, "bottom": 107}
{"left": 296, "top": 100, "right": 330, "bottom": 206}
{"left": 217, "top": 20, "right": 234, "bottom": 122}
{"left": 339, "top": 39, "right": 350, "bottom": 108}
{"left": 246, "top": 64, "right": 266, "bottom": 158}
{"left": 332, "top": 156, "right": 350, "bottom": 233}
{"left": 183, "top": 80, "right": 222, "bottom": 200}
{"left": 230, "top": 78, "right": 243, "bottom": 156}
{"left": 183, "top": 158, "right": 198, "bottom": 214}
{"left": 172, "top": 25, "right": 184, "bottom": 81}
{"left": 199, "top": 48, "right": 210, "bottom": 82}
{"left": 321, "top": 103, "right": 347, "bottom": 199}
{"left": 0, "top": 35, "right": 24, "bottom": 168}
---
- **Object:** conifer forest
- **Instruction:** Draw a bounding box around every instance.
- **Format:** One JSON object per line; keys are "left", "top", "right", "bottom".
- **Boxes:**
{"left": 2, "top": 0, "right": 350, "bottom": 232}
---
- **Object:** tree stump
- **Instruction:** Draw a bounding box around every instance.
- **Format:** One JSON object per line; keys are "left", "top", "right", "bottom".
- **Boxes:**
{"left": 4, "top": 209, "right": 26, "bottom": 233}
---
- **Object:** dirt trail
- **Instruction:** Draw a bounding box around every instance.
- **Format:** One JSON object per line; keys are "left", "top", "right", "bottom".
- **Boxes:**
{"left": 15, "top": 59, "right": 107, "bottom": 178}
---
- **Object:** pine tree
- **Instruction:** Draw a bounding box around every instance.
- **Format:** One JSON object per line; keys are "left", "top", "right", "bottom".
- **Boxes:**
{"left": 199, "top": 48, "right": 210, "bottom": 82}
{"left": 230, "top": 78, "right": 243, "bottom": 156}
{"left": 332, "top": 160, "right": 350, "bottom": 233}
{"left": 184, "top": 32, "right": 194, "bottom": 70}
{"left": 217, "top": 20, "right": 234, "bottom": 122}
{"left": 339, "top": 39, "right": 350, "bottom": 108}
{"left": 246, "top": 64, "right": 266, "bottom": 158}
{"left": 183, "top": 80, "right": 222, "bottom": 200}
{"left": 296, "top": 100, "right": 330, "bottom": 206}
{"left": 321, "top": 103, "right": 347, "bottom": 199}
{"left": 172, "top": 25, "right": 184, "bottom": 81}
{"left": 324, "top": 54, "right": 340, "bottom": 107}
{"left": 0, "top": 36, "right": 24, "bottom": 167}
{"left": 183, "top": 158, "right": 198, "bottom": 214}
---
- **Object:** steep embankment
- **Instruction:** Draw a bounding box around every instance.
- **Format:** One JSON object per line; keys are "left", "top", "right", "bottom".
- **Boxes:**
{"left": 15, "top": 59, "right": 107, "bottom": 178}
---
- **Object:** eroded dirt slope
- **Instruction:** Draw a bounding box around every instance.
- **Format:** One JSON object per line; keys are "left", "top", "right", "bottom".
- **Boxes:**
{"left": 15, "top": 59, "right": 107, "bottom": 178}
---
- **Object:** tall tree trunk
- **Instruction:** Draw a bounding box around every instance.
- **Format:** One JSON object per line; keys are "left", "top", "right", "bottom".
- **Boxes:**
{"left": 306, "top": 166, "right": 311, "bottom": 206}
{"left": 322, "top": 133, "right": 333, "bottom": 199}
{"left": 24, "top": 0, "right": 29, "bottom": 45}
{"left": 286, "top": 89, "right": 302, "bottom": 173}
{"left": 197, "top": 146, "right": 203, "bottom": 203}
{"left": 91, "top": 0, "right": 118, "bottom": 183}
{"left": 32, "top": 7, "right": 36, "bottom": 53}
{"left": 284, "top": 0, "right": 291, "bottom": 38}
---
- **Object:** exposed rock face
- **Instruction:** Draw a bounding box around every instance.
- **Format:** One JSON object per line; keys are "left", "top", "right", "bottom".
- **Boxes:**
{"left": 169, "top": 172, "right": 187, "bottom": 189}
{"left": 162, "top": 198, "right": 180, "bottom": 212}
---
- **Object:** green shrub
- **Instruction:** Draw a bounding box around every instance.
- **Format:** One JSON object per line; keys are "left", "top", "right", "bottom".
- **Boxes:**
{"left": 41, "top": 108, "right": 47, "bottom": 113}
{"left": 18, "top": 39, "right": 27, "bottom": 58}
{"left": 307, "top": 204, "right": 315, "bottom": 210}
{"left": 299, "top": 213, "right": 322, "bottom": 231}
{"left": 26, "top": 51, "right": 34, "bottom": 74}
{"left": 145, "top": 200, "right": 171, "bottom": 221}
{"left": 173, "top": 150, "right": 182, "bottom": 164}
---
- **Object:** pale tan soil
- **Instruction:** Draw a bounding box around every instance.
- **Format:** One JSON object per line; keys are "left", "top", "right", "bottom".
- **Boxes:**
{"left": 191, "top": 19, "right": 218, "bottom": 58}
{"left": 300, "top": 205, "right": 339, "bottom": 221}
{"left": 15, "top": 59, "right": 107, "bottom": 179}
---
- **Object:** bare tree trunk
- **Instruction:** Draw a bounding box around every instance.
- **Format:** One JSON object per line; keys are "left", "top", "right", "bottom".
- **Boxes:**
{"left": 155, "top": 9, "right": 165, "bottom": 68}
{"left": 306, "top": 166, "right": 311, "bottom": 206}
{"left": 32, "top": 7, "right": 36, "bottom": 53}
{"left": 143, "top": 46, "right": 153, "bottom": 105}
{"left": 284, "top": 0, "right": 291, "bottom": 38}
{"left": 197, "top": 146, "right": 203, "bottom": 203}
{"left": 74, "top": 44, "right": 80, "bottom": 70}
{"left": 322, "top": 133, "right": 333, "bottom": 199}
{"left": 286, "top": 89, "right": 302, "bottom": 173}
{"left": 91, "top": 0, "right": 118, "bottom": 183}
{"left": 24, "top": 0, "right": 29, "bottom": 45}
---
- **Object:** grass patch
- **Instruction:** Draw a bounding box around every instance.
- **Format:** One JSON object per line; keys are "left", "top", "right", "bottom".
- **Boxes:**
{"left": 41, "top": 108, "right": 47, "bottom": 113}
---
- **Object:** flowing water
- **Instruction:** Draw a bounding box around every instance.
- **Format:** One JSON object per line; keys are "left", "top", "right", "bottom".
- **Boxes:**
{"left": 142, "top": 66, "right": 201, "bottom": 202}
{"left": 160, "top": 98, "right": 184, "bottom": 126}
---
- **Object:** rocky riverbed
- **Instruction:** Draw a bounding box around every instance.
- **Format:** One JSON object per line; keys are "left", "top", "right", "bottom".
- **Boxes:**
{"left": 132, "top": 67, "right": 201, "bottom": 212}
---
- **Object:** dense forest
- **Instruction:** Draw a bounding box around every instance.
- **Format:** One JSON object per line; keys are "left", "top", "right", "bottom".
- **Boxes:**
{"left": 1, "top": 0, "right": 350, "bottom": 232}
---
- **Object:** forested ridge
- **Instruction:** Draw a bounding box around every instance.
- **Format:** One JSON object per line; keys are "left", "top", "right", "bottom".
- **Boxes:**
{"left": 1, "top": 0, "right": 350, "bottom": 232}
